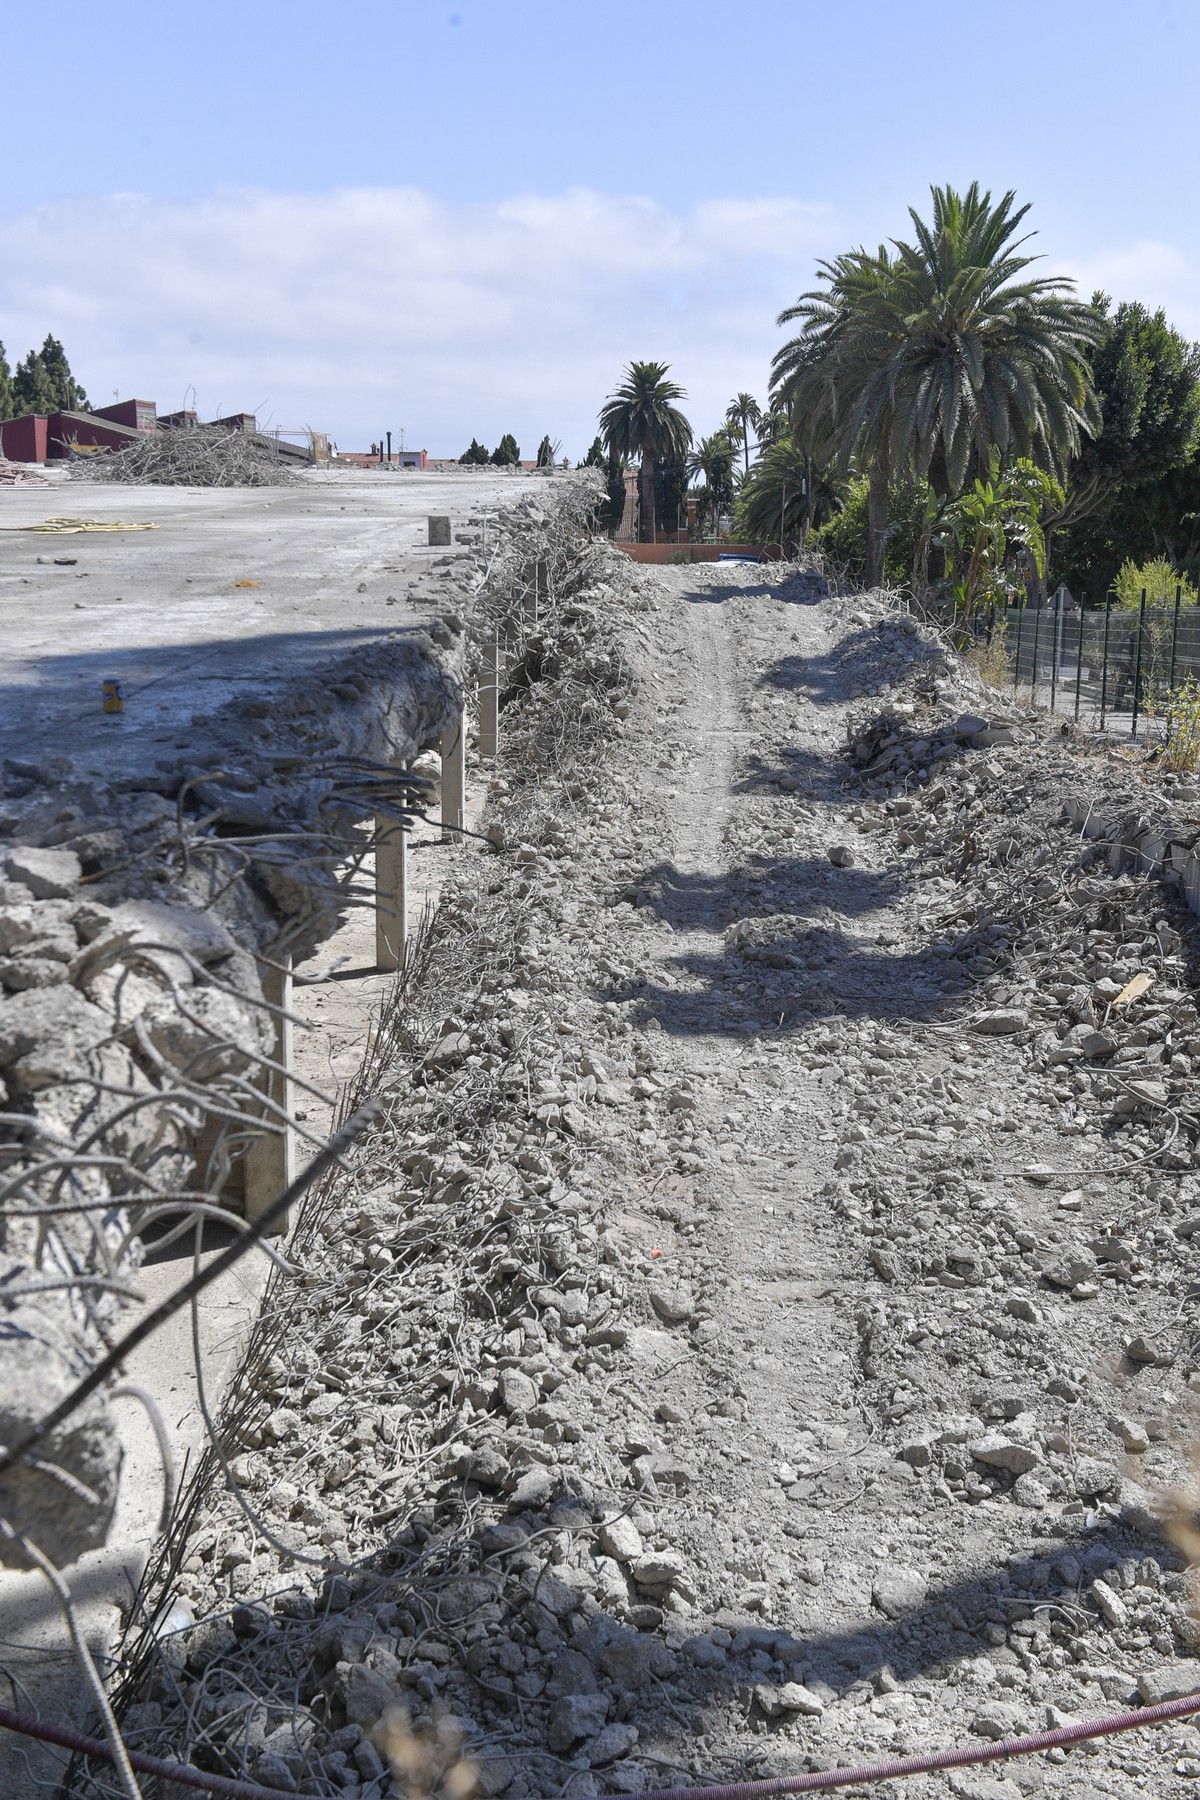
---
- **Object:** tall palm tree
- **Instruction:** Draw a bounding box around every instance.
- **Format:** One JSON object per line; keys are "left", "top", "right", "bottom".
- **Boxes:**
{"left": 725, "top": 393, "right": 762, "bottom": 475}
{"left": 772, "top": 184, "right": 1102, "bottom": 586}
{"left": 688, "top": 430, "right": 739, "bottom": 539}
{"left": 599, "top": 361, "right": 692, "bottom": 543}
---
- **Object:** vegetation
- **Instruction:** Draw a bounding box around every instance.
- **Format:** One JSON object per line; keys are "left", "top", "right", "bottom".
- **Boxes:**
{"left": 581, "top": 436, "right": 606, "bottom": 468}
{"left": 536, "top": 434, "right": 556, "bottom": 467}
{"left": 773, "top": 183, "right": 1101, "bottom": 585}
{"left": 688, "top": 431, "right": 739, "bottom": 538}
{"left": 938, "top": 454, "right": 1064, "bottom": 611}
{"left": 491, "top": 432, "right": 520, "bottom": 466}
{"left": 600, "top": 361, "right": 692, "bottom": 542}
{"left": 735, "top": 440, "right": 832, "bottom": 548}
{"left": 725, "top": 393, "right": 761, "bottom": 475}
{"left": 459, "top": 438, "right": 490, "bottom": 465}
{"left": 1112, "top": 555, "right": 1197, "bottom": 610}
{"left": 811, "top": 475, "right": 933, "bottom": 586}
{"left": 6, "top": 335, "right": 89, "bottom": 417}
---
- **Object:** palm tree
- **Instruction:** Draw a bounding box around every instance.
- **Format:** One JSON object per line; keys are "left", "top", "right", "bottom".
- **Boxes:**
{"left": 599, "top": 361, "right": 692, "bottom": 543}
{"left": 688, "top": 431, "right": 739, "bottom": 539}
{"left": 772, "top": 184, "right": 1102, "bottom": 586}
{"left": 725, "top": 393, "right": 762, "bottom": 475}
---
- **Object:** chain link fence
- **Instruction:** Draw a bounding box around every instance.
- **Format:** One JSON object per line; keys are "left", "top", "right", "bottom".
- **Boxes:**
{"left": 954, "top": 591, "right": 1200, "bottom": 739}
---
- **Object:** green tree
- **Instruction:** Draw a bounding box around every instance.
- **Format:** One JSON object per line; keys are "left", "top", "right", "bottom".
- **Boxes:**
{"left": 599, "top": 361, "right": 692, "bottom": 542}
{"left": 459, "top": 438, "right": 490, "bottom": 465}
{"left": 581, "top": 435, "right": 606, "bottom": 468}
{"left": 535, "top": 434, "right": 556, "bottom": 467}
{"left": 773, "top": 183, "right": 1101, "bottom": 587}
{"left": 0, "top": 343, "right": 13, "bottom": 421}
{"left": 811, "top": 475, "right": 934, "bottom": 587}
{"left": 12, "top": 350, "right": 58, "bottom": 417}
{"left": 735, "top": 440, "right": 838, "bottom": 548}
{"left": 491, "top": 432, "right": 520, "bottom": 466}
{"left": 38, "top": 335, "right": 89, "bottom": 411}
{"left": 688, "top": 431, "right": 739, "bottom": 539}
{"left": 1112, "top": 555, "right": 1197, "bottom": 610}
{"left": 725, "top": 392, "right": 762, "bottom": 475}
{"left": 937, "top": 453, "right": 1064, "bottom": 611}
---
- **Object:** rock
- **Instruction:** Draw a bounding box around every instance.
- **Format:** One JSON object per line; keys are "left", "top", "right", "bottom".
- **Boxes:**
{"left": 970, "top": 1701, "right": 1027, "bottom": 1740}
{"left": 587, "top": 1723, "right": 639, "bottom": 1766}
{"left": 827, "top": 845, "right": 855, "bottom": 868}
{"left": 499, "top": 1370, "right": 539, "bottom": 1416}
{"left": 632, "top": 1549, "right": 685, "bottom": 1589}
{"left": 954, "top": 713, "right": 989, "bottom": 740}
{"left": 648, "top": 1284, "right": 694, "bottom": 1325}
{"left": 755, "top": 1681, "right": 825, "bottom": 1719}
{"left": 1125, "top": 1334, "right": 1170, "bottom": 1366}
{"left": 1138, "top": 1663, "right": 1200, "bottom": 1705}
{"left": 948, "top": 1775, "right": 1023, "bottom": 1800}
{"left": 1072, "top": 1457, "right": 1120, "bottom": 1499}
{"left": 1108, "top": 1414, "right": 1150, "bottom": 1454}
{"left": 339, "top": 1662, "right": 396, "bottom": 1729}
{"left": 970, "top": 1428, "right": 1040, "bottom": 1475}
{"left": 6, "top": 845, "right": 82, "bottom": 899}
{"left": 546, "top": 1693, "right": 608, "bottom": 1753}
{"left": 1091, "top": 1578, "right": 1128, "bottom": 1629}
{"left": 872, "top": 1567, "right": 928, "bottom": 1618}
{"left": 971, "top": 1009, "right": 1027, "bottom": 1036}
{"left": 597, "top": 1514, "right": 644, "bottom": 1564}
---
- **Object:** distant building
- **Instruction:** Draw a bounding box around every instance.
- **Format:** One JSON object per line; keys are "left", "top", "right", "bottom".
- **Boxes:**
{"left": 0, "top": 397, "right": 329, "bottom": 465}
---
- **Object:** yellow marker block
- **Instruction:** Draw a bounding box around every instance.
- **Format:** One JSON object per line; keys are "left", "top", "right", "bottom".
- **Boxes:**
{"left": 101, "top": 680, "right": 124, "bottom": 714}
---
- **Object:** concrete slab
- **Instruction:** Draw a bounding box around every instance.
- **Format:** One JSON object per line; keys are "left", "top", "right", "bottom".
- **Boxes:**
{"left": 0, "top": 467, "right": 520, "bottom": 780}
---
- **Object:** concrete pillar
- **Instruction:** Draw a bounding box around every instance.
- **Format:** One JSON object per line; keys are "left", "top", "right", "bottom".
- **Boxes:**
{"left": 478, "top": 628, "right": 500, "bottom": 759}
{"left": 428, "top": 515, "right": 451, "bottom": 547}
{"left": 243, "top": 957, "right": 295, "bottom": 1235}
{"left": 441, "top": 708, "right": 465, "bottom": 845}
{"left": 375, "top": 812, "right": 408, "bottom": 972}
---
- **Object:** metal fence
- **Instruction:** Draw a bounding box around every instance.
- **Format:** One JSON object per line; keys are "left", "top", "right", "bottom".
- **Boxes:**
{"left": 955, "top": 590, "right": 1200, "bottom": 739}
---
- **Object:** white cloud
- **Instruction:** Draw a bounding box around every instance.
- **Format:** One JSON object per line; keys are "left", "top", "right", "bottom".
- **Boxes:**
{"left": 0, "top": 186, "right": 835, "bottom": 454}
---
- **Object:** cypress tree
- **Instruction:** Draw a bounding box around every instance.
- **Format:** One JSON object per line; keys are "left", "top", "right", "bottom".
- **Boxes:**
{"left": 0, "top": 343, "right": 13, "bottom": 422}
{"left": 39, "top": 335, "right": 89, "bottom": 411}
{"left": 13, "top": 351, "right": 58, "bottom": 417}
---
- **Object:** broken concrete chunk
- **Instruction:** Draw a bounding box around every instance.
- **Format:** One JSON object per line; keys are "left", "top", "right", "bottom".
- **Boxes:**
{"left": 5, "top": 844, "right": 83, "bottom": 899}
{"left": 871, "top": 1566, "right": 928, "bottom": 1618}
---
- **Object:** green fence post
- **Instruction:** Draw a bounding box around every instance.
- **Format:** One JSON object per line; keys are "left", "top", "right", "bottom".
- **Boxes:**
{"left": 1131, "top": 588, "right": 1147, "bottom": 739}
{"left": 1099, "top": 594, "right": 1113, "bottom": 731}
{"left": 1031, "top": 601, "right": 1043, "bottom": 704}
{"left": 1074, "top": 598, "right": 1085, "bottom": 722}
{"left": 1013, "top": 605, "right": 1024, "bottom": 694}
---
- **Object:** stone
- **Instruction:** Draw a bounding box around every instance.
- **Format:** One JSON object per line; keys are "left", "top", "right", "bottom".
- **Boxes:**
{"left": 1091, "top": 1578, "right": 1128, "bottom": 1629}
{"left": 970, "top": 1429, "right": 1040, "bottom": 1476}
{"left": 871, "top": 1567, "right": 928, "bottom": 1618}
{"left": 1138, "top": 1663, "right": 1200, "bottom": 1705}
{"left": 1126, "top": 1334, "right": 1170, "bottom": 1366}
{"left": 827, "top": 845, "right": 855, "bottom": 868}
{"left": 970, "top": 1701, "right": 1027, "bottom": 1740}
{"left": 632, "top": 1549, "right": 685, "bottom": 1589}
{"left": 954, "top": 713, "right": 989, "bottom": 740}
{"left": 971, "top": 1009, "right": 1027, "bottom": 1036}
{"left": 586, "top": 1723, "right": 639, "bottom": 1765}
{"left": 339, "top": 1662, "right": 396, "bottom": 1729}
{"left": 597, "top": 1514, "right": 644, "bottom": 1564}
{"left": 546, "top": 1693, "right": 608, "bottom": 1753}
{"left": 5, "top": 845, "right": 82, "bottom": 899}
{"left": 648, "top": 1284, "right": 694, "bottom": 1325}
{"left": 1108, "top": 1414, "right": 1150, "bottom": 1454}
{"left": 755, "top": 1680, "right": 825, "bottom": 1719}
{"left": 499, "top": 1370, "right": 539, "bottom": 1416}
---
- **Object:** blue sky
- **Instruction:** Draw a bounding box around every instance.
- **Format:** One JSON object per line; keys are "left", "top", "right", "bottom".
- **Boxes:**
{"left": 3, "top": 0, "right": 1197, "bottom": 453}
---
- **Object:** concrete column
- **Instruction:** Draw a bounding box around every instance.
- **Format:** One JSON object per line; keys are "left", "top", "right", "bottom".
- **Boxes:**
{"left": 243, "top": 957, "right": 295, "bottom": 1235}
{"left": 375, "top": 813, "right": 408, "bottom": 972}
{"left": 478, "top": 628, "right": 500, "bottom": 759}
{"left": 441, "top": 708, "right": 465, "bottom": 845}
{"left": 428, "top": 515, "right": 451, "bottom": 547}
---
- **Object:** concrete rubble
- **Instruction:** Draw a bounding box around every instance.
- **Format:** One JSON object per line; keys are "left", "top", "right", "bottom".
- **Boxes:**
{"left": 0, "top": 480, "right": 599, "bottom": 1577}
{"left": 67, "top": 548, "right": 1200, "bottom": 1799}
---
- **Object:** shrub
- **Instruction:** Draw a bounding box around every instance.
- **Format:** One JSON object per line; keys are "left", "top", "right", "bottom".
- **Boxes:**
{"left": 1112, "top": 556, "right": 1197, "bottom": 609}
